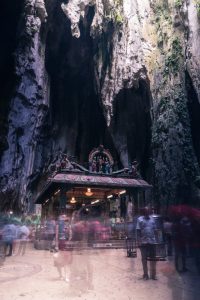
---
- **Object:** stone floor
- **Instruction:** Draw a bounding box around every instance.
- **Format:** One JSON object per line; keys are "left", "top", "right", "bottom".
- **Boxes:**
{"left": 0, "top": 243, "right": 200, "bottom": 300}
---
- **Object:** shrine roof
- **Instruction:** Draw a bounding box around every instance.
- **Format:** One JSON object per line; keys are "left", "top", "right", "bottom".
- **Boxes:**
{"left": 51, "top": 173, "right": 151, "bottom": 188}
{"left": 35, "top": 172, "right": 152, "bottom": 204}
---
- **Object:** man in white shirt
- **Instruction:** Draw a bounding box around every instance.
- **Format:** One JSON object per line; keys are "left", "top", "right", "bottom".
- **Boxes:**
{"left": 17, "top": 224, "right": 30, "bottom": 255}
{"left": 136, "top": 207, "right": 157, "bottom": 280}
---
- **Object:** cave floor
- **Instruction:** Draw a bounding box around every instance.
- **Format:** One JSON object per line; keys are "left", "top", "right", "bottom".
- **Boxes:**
{"left": 0, "top": 243, "right": 199, "bottom": 300}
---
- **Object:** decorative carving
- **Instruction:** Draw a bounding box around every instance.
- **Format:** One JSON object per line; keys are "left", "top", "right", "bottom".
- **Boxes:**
{"left": 89, "top": 145, "right": 114, "bottom": 174}
{"left": 129, "top": 160, "right": 141, "bottom": 179}
{"left": 47, "top": 152, "right": 88, "bottom": 174}
{"left": 47, "top": 152, "right": 73, "bottom": 173}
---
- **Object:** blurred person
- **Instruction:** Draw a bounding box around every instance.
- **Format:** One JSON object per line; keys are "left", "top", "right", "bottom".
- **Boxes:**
{"left": 127, "top": 199, "right": 133, "bottom": 222}
{"left": 2, "top": 219, "right": 17, "bottom": 256}
{"left": 66, "top": 221, "right": 93, "bottom": 296}
{"left": 17, "top": 223, "right": 30, "bottom": 255}
{"left": 163, "top": 217, "right": 173, "bottom": 256}
{"left": 191, "top": 217, "right": 200, "bottom": 275}
{"left": 68, "top": 249, "right": 93, "bottom": 296}
{"left": 56, "top": 215, "right": 72, "bottom": 247}
{"left": 0, "top": 216, "right": 6, "bottom": 266}
{"left": 136, "top": 207, "right": 157, "bottom": 280}
{"left": 12, "top": 220, "right": 22, "bottom": 256}
{"left": 180, "top": 215, "right": 193, "bottom": 257}
{"left": 72, "top": 220, "right": 86, "bottom": 241}
{"left": 45, "top": 216, "right": 56, "bottom": 250}
{"left": 53, "top": 250, "right": 73, "bottom": 281}
{"left": 53, "top": 214, "right": 73, "bottom": 281}
{"left": 172, "top": 215, "right": 191, "bottom": 272}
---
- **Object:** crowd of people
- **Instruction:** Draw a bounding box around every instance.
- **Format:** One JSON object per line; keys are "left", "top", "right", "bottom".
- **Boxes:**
{"left": 36, "top": 205, "right": 200, "bottom": 281}
{"left": 0, "top": 213, "right": 40, "bottom": 261}
{"left": 1, "top": 205, "right": 200, "bottom": 282}
{"left": 36, "top": 213, "right": 112, "bottom": 251}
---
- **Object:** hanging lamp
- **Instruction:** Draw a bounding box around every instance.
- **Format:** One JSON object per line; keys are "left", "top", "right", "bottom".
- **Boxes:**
{"left": 85, "top": 188, "right": 93, "bottom": 197}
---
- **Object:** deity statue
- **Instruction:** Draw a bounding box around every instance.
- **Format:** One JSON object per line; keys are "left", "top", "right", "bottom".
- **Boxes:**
{"left": 92, "top": 159, "right": 97, "bottom": 173}
{"left": 88, "top": 145, "right": 114, "bottom": 174}
{"left": 99, "top": 156, "right": 103, "bottom": 172}
{"left": 105, "top": 157, "right": 110, "bottom": 174}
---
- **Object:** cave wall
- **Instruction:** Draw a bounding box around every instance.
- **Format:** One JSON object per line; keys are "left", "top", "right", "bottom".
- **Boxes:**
{"left": 144, "top": 0, "right": 200, "bottom": 206}
{"left": 0, "top": 0, "right": 200, "bottom": 211}
{"left": 0, "top": 0, "right": 24, "bottom": 156}
{"left": 49, "top": 0, "right": 200, "bottom": 206}
{"left": 0, "top": 0, "right": 49, "bottom": 211}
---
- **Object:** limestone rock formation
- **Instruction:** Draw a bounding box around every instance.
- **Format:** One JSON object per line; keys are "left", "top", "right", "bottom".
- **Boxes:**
{"left": 0, "top": 0, "right": 200, "bottom": 211}
{"left": 62, "top": 0, "right": 147, "bottom": 125}
{"left": 0, "top": 0, "right": 49, "bottom": 211}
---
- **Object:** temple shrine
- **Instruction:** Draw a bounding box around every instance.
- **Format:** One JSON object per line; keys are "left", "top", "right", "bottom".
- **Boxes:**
{"left": 35, "top": 146, "right": 152, "bottom": 246}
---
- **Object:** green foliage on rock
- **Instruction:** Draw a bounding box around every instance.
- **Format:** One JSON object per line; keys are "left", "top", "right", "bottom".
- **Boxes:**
{"left": 174, "top": 0, "right": 183, "bottom": 8}
{"left": 152, "top": 1, "right": 170, "bottom": 19}
{"left": 152, "top": 86, "right": 200, "bottom": 206}
{"left": 151, "top": 1, "right": 172, "bottom": 50}
{"left": 103, "top": 0, "right": 124, "bottom": 26}
{"left": 114, "top": 12, "right": 123, "bottom": 25}
{"left": 164, "top": 38, "right": 183, "bottom": 75}
{"left": 195, "top": 1, "right": 200, "bottom": 17}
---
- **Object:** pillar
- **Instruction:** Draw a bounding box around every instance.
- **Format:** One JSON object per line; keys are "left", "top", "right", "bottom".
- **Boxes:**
{"left": 59, "top": 186, "right": 67, "bottom": 213}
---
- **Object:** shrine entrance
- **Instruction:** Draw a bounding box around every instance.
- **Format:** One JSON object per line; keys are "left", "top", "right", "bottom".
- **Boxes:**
{"left": 35, "top": 146, "right": 152, "bottom": 247}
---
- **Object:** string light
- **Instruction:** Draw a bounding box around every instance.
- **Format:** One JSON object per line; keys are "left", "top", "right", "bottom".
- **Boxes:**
{"left": 119, "top": 190, "right": 126, "bottom": 195}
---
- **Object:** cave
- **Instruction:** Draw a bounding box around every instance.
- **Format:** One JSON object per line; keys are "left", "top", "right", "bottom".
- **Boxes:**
{"left": 44, "top": 4, "right": 152, "bottom": 175}
{"left": 110, "top": 82, "right": 152, "bottom": 178}
{"left": 45, "top": 4, "right": 121, "bottom": 168}
{"left": 46, "top": 3, "right": 117, "bottom": 166}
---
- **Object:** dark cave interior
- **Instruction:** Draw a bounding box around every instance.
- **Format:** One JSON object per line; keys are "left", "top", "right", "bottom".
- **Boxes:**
{"left": 45, "top": 4, "right": 121, "bottom": 168}
{"left": 45, "top": 4, "right": 152, "bottom": 175}
{"left": 110, "top": 82, "right": 152, "bottom": 178}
